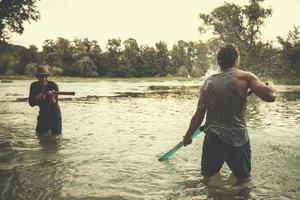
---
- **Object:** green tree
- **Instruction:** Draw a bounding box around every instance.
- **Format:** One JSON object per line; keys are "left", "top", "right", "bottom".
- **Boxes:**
{"left": 87, "top": 40, "right": 103, "bottom": 76}
{"left": 190, "top": 66, "right": 201, "bottom": 77}
{"left": 16, "top": 45, "right": 39, "bottom": 74}
{"left": 199, "top": 2, "right": 243, "bottom": 44}
{"left": 186, "top": 41, "right": 196, "bottom": 69}
{"left": 5, "top": 55, "right": 19, "bottom": 75}
{"left": 24, "top": 62, "right": 38, "bottom": 76}
{"left": 243, "top": 0, "right": 272, "bottom": 46}
{"left": 0, "top": 55, "right": 7, "bottom": 74}
{"left": 170, "top": 40, "right": 189, "bottom": 71}
{"left": 206, "top": 38, "right": 222, "bottom": 68}
{"left": 199, "top": 0, "right": 272, "bottom": 46}
{"left": 176, "top": 66, "right": 189, "bottom": 77}
{"left": 193, "top": 41, "right": 210, "bottom": 76}
{"left": 42, "top": 37, "right": 76, "bottom": 75}
{"left": 75, "top": 56, "right": 98, "bottom": 77}
{"left": 42, "top": 39, "right": 60, "bottom": 66}
{"left": 122, "top": 38, "right": 141, "bottom": 77}
{"left": 66, "top": 38, "right": 103, "bottom": 76}
{"left": 104, "top": 38, "right": 122, "bottom": 76}
{"left": 170, "top": 41, "right": 210, "bottom": 77}
{"left": 50, "top": 66, "right": 64, "bottom": 76}
{"left": 278, "top": 26, "right": 300, "bottom": 73}
{"left": 27, "top": 45, "right": 39, "bottom": 63}
{"left": 139, "top": 45, "right": 158, "bottom": 77}
{"left": 155, "top": 41, "right": 171, "bottom": 76}
{"left": 0, "top": 0, "right": 40, "bottom": 42}
{"left": 198, "top": 0, "right": 273, "bottom": 72}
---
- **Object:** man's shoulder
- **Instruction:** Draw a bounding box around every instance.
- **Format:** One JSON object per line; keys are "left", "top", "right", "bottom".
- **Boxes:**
{"left": 236, "top": 69, "right": 251, "bottom": 75}
{"left": 236, "top": 69, "right": 256, "bottom": 80}
{"left": 48, "top": 80, "right": 59, "bottom": 90}
{"left": 204, "top": 73, "right": 217, "bottom": 82}
{"left": 30, "top": 81, "right": 40, "bottom": 87}
{"left": 48, "top": 80, "right": 58, "bottom": 86}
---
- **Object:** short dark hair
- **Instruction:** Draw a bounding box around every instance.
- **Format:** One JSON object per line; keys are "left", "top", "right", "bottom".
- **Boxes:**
{"left": 217, "top": 44, "right": 239, "bottom": 69}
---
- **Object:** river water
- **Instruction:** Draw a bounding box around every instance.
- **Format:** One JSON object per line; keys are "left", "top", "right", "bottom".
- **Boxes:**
{"left": 0, "top": 79, "right": 299, "bottom": 200}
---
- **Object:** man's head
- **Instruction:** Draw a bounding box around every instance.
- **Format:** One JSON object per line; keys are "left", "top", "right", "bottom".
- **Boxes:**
{"left": 217, "top": 44, "right": 240, "bottom": 70}
{"left": 36, "top": 65, "right": 50, "bottom": 85}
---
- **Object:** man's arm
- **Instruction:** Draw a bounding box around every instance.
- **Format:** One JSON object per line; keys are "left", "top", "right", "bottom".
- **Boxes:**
{"left": 247, "top": 72, "right": 276, "bottom": 102}
{"left": 47, "top": 91, "right": 57, "bottom": 105}
{"left": 47, "top": 82, "right": 59, "bottom": 105}
{"left": 183, "top": 85, "right": 207, "bottom": 146}
{"left": 29, "top": 83, "right": 46, "bottom": 106}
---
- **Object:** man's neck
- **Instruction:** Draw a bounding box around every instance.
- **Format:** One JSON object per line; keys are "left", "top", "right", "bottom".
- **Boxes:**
{"left": 220, "top": 67, "right": 235, "bottom": 73}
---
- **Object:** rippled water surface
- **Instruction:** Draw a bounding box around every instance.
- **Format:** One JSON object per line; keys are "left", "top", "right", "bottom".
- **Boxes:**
{"left": 0, "top": 80, "right": 299, "bottom": 200}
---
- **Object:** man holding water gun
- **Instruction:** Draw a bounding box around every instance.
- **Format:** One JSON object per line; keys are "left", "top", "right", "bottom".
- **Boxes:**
{"left": 29, "top": 65, "right": 62, "bottom": 136}
{"left": 183, "top": 44, "right": 276, "bottom": 185}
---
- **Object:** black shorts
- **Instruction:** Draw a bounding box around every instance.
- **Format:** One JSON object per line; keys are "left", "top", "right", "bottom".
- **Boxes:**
{"left": 36, "top": 115, "right": 62, "bottom": 135}
{"left": 201, "top": 133, "right": 251, "bottom": 180}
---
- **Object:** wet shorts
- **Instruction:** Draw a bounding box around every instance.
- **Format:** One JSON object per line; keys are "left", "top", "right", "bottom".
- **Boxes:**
{"left": 201, "top": 133, "right": 251, "bottom": 180}
{"left": 36, "top": 115, "right": 62, "bottom": 135}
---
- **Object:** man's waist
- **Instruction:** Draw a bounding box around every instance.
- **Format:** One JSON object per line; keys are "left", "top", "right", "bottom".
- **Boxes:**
{"left": 39, "top": 105, "right": 60, "bottom": 114}
{"left": 205, "top": 121, "right": 246, "bottom": 129}
{"left": 203, "top": 124, "right": 248, "bottom": 146}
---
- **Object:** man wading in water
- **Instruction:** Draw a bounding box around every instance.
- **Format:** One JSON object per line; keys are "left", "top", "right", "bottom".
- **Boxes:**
{"left": 29, "top": 65, "right": 62, "bottom": 136}
{"left": 183, "top": 44, "right": 276, "bottom": 185}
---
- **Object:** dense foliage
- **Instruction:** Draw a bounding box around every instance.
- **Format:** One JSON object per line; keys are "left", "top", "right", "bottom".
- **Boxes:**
{"left": 0, "top": 0, "right": 40, "bottom": 42}
{"left": 0, "top": 0, "right": 299, "bottom": 78}
{"left": 198, "top": 0, "right": 299, "bottom": 77}
{"left": 0, "top": 38, "right": 213, "bottom": 77}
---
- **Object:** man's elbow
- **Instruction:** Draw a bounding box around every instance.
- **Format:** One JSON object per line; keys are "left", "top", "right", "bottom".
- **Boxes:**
{"left": 265, "top": 93, "right": 276, "bottom": 102}
{"left": 29, "top": 100, "right": 36, "bottom": 107}
{"left": 269, "top": 95, "right": 276, "bottom": 102}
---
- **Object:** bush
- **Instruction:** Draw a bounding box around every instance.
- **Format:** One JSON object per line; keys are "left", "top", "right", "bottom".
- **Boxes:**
{"left": 190, "top": 66, "right": 201, "bottom": 77}
{"left": 166, "top": 73, "right": 173, "bottom": 77}
{"left": 75, "top": 56, "right": 98, "bottom": 77}
{"left": 24, "top": 63, "right": 38, "bottom": 76}
{"left": 176, "top": 66, "right": 190, "bottom": 77}
{"left": 4, "top": 69, "right": 15, "bottom": 75}
{"left": 5, "top": 55, "right": 19, "bottom": 75}
{"left": 51, "top": 66, "right": 64, "bottom": 76}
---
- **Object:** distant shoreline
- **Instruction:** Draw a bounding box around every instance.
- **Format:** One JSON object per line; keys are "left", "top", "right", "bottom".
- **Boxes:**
{"left": 0, "top": 75, "right": 203, "bottom": 82}
{"left": 0, "top": 74, "right": 299, "bottom": 85}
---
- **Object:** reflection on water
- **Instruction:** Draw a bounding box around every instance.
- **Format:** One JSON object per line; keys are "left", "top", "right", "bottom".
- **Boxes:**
{"left": 0, "top": 132, "right": 64, "bottom": 199}
{"left": 171, "top": 173, "right": 254, "bottom": 200}
{"left": 0, "top": 80, "right": 299, "bottom": 199}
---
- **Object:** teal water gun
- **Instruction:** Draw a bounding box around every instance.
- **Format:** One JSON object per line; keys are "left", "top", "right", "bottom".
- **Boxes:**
{"left": 158, "top": 89, "right": 255, "bottom": 162}
{"left": 158, "top": 127, "right": 204, "bottom": 162}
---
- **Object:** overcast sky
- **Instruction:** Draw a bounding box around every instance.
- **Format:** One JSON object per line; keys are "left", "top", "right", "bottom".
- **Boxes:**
{"left": 10, "top": 0, "right": 300, "bottom": 50}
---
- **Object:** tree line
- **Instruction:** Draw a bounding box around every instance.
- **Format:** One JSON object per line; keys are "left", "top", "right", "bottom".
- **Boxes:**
{"left": 0, "top": 0, "right": 299, "bottom": 78}
{"left": 0, "top": 38, "right": 214, "bottom": 77}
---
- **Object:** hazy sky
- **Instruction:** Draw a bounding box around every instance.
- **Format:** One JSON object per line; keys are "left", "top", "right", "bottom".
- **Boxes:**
{"left": 10, "top": 0, "right": 300, "bottom": 50}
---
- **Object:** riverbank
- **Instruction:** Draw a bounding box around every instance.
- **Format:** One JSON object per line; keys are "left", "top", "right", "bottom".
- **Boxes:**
{"left": 0, "top": 74, "right": 299, "bottom": 85}
{"left": 0, "top": 75, "right": 203, "bottom": 82}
